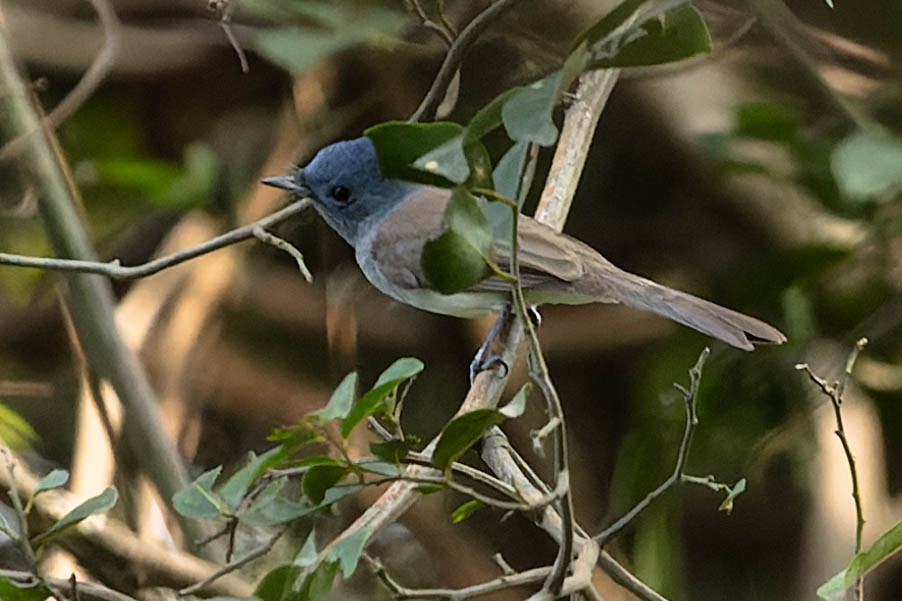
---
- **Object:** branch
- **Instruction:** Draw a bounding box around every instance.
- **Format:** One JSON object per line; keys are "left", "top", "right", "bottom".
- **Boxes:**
{"left": 0, "top": 446, "right": 254, "bottom": 597}
{"left": 0, "top": 200, "right": 311, "bottom": 279}
{"left": 795, "top": 337, "right": 869, "bottom": 601}
{"left": 595, "top": 347, "right": 709, "bottom": 547}
{"left": 0, "top": 17, "right": 205, "bottom": 545}
{"left": 409, "top": 0, "right": 522, "bottom": 122}
{"left": 0, "top": 0, "right": 121, "bottom": 162}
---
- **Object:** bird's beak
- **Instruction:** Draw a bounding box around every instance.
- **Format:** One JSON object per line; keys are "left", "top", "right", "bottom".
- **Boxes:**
{"left": 261, "top": 174, "right": 302, "bottom": 192}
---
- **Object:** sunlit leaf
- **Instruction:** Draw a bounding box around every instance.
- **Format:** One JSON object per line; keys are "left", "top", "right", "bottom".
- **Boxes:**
{"left": 220, "top": 444, "right": 298, "bottom": 509}
{"left": 817, "top": 518, "right": 902, "bottom": 600}
{"left": 326, "top": 526, "right": 372, "bottom": 577}
{"left": 33, "top": 469, "right": 69, "bottom": 497}
{"left": 340, "top": 358, "right": 424, "bottom": 438}
{"left": 312, "top": 372, "right": 358, "bottom": 422}
{"left": 173, "top": 466, "right": 224, "bottom": 519}
{"left": 32, "top": 487, "right": 117, "bottom": 547}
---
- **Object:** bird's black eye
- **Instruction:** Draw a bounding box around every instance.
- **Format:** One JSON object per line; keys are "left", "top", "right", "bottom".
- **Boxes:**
{"left": 329, "top": 185, "right": 351, "bottom": 204}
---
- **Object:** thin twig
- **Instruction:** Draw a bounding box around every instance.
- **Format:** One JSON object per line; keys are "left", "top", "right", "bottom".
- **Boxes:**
{"left": 179, "top": 527, "right": 289, "bottom": 596}
{"left": 406, "top": 0, "right": 456, "bottom": 46}
{"left": 366, "top": 552, "right": 550, "bottom": 600}
{"left": 597, "top": 553, "right": 670, "bottom": 601}
{"left": 0, "top": 0, "right": 121, "bottom": 162}
{"left": 795, "top": 337, "right": 869, "bottom": 601}
{"left": 595, "top": 348, "right": 709, "bottom": 546}
{"left": 409, "top": 0, "right": 522, "bottom": 122}
{"left": 252, "top": 224, "right": 314, "bottom": 282}
{"left": 0, "top": 200, "right": 311, "bottom": 279}
{"left": 503, "top": 144, "right": 575, "bottom": 594}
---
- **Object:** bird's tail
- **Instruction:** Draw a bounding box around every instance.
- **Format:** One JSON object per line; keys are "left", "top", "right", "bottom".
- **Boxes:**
{"left": 583, "top": 267, "right": 786, "bottom": 351}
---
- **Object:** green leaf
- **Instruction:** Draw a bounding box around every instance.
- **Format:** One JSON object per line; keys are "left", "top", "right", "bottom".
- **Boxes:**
{"left": 251, "top": 3, "right": 407, "bottom": 76}
{"left": 0, "top": 403, "right": 39, "bottom": 450}
{"left": 590, "top": 3, "right": 712, "bottom": 68}
{"left": 430, "top": 388, "right": 527, "bottom": 472}
{"left": 312, "top": 372, "right": 358, "bottom": 422}
{"left": 299, "top": 560, "right": 339, "bottom": 601}
{"left": 33, "top": 469, "right": 69, "bottom": 498}
{"left": 365, "top": 121, "right": 465, "bottom": 186}
{"left": 432, "top": 409, "right": 506, "bottom": 472}
{"left": 831, "top": 131, "right": 902, "bottom": 201}
{"left": 340, "top": 358, "right": 424, "bottom": 438}
{"left": 374, "top": 357, "right": 425, "bottom": 388}
{"left": 413, "top": 135, "right": 471, "bottom": 184}
{"left": 302, "top": 465, "right": 350, "bottom": 505}
{"left": 413, "top": 484, "right": 445, "bottom": 495}
{"left": 220, "top": 445, "right": 297, "bottom": 509}
{"left": 717, "top": 478, "right": 746, "bottom": 514}
{"left": 817, "top": 518, "right": 902, "bottom": 600}
{"left": 295, "top": 529, "right": 319, "bottom": 567}
{"left": 369, "top": 439, "right": 415, "bottom": 464}
{"left": 267, "top": 426, "right": 321, "bottom": 447}
{"left": 32, "top": 486, "right": 118, "bottom": 547}
{"left": 574, "top": 0, "right": 648, "bottom": 49}
{"left": 359, "top": 461, "right": 400, "bottom": 477}
{"left": 255, "top": 564, "right": 302, "bottom": 601}
{"left": 451, "top": 500, "right": 482, "bottom": 523}
{"left": 326, "top": 526, "right": 372, "bottom": 577}
{"left": 502, "top": 70, "right": 563, "bottom": 146}
{"left": 483, "top": 141, "right": 529, "bottom": 239}
{"left": 421, "top": 187, "right": 493, "bottom": 294}
{"left": 173, "top": 466, "right": 224, "bottom": 519}
{"left": 465, "top": 89, "right": 516, "bottom": 142}
{"left": 0, "top": 575, "right": 50, "bottom": 601}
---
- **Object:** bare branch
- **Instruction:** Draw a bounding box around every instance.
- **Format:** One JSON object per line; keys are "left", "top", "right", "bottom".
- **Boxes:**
{"left": 409, "top": 0, "right": 522, "bottom": 123}
{"left": 0, "top": 200, "right": 311, "bottom": 279}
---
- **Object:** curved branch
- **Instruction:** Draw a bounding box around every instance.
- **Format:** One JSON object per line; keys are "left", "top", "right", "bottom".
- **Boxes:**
{"left": 0, "top": 200, "right": 311, "bottom": 279}
{"left": 409, "top": 0, "right": 522, "bottom": 123}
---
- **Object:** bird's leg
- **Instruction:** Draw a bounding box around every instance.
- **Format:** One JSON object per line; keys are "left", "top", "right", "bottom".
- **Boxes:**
{"left": 469, "top": 304, "right": 514, "bottom": 384}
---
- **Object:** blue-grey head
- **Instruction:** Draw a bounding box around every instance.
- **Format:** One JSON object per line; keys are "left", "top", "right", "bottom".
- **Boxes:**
{"left": 262, "top": 137, "right": 415, "bottom": 246}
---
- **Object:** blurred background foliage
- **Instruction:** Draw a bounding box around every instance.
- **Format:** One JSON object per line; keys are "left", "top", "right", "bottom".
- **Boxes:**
{"left": 0, "top": 0, "right": 901, "bottom": 600}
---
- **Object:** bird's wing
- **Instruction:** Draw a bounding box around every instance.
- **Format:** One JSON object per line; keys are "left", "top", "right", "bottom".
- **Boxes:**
{"left": 367, "top": 187, "right": 451, "bottom": 290}
{"left": 473, "top": 215, "right": 594, "bottom": 292}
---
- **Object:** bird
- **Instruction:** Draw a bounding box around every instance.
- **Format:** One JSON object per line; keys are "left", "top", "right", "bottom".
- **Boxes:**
{"left": 262, "top": 137, "right": 786, "bottom": 352}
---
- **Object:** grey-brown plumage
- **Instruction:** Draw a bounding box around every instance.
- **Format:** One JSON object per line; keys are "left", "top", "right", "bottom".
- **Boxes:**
{"left": 362, "top": 187, "right": 786, "bottom": 351}
{"left": 263, "top": 137, "right": 786, "bottom": 351}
